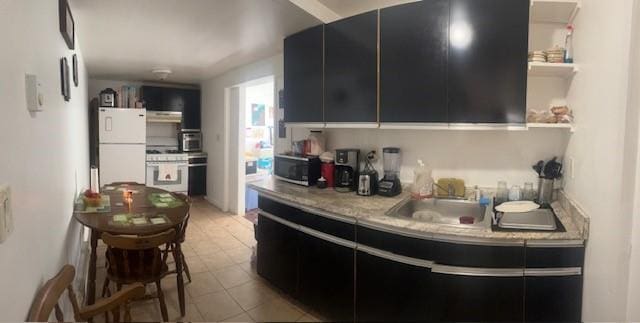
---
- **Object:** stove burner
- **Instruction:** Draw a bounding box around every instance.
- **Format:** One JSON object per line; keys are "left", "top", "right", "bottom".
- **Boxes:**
{"left": 146, "top": 150, "right": 161, "bottom": 154}
{"left": 166, "top": 149, "right": 181, "bottom": 154}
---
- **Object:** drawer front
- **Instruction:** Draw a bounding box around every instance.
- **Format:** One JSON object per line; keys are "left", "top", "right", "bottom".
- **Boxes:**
{"left": 258, "top": 196, "right": 356, "bottom": 241}
{"left": 356, "top": 224, "right": 434, "bottom": 261}
{"left": 431, "top": 240, "right": 525, "bottom": 268}
{"left": 525, "top": 244, "right": 585, "bottom": 268}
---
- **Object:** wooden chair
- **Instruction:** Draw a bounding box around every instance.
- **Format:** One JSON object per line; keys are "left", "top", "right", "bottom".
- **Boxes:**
{"left": 163, "top": 193, "right": 192, "bottom": 283}
{"left": 28, "top": 265, "right": 144, "bottom": 322}
{"left": 101, "top": 230, "right": 176, "bottom": 322}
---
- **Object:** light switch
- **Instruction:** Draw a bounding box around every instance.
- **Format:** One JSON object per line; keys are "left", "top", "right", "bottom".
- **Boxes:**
{"left": 25, "top": 74, "right": 44, "bottom": 112}
{"left": 0, "top": 184, "right": 13, "bottom": 243}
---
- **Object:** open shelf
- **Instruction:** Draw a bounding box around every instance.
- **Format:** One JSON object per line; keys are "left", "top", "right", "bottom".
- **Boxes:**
{"left": 527, "top": 123, "right": 574, "bottom": 132}
{"left": 530, "top": 0, "right": 581, "bottom": 24}
{"left": 528, "top": 62, "right": 578, "bottom": 78}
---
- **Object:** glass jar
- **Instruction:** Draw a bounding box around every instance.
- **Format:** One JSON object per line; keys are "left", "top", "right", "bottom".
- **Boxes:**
{"left": 496, "top": 181, "right": 509, "bottom": 204}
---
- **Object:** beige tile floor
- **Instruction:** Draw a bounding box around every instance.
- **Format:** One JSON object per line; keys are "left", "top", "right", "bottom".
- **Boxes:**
{"left": 93, "top": 198, "right": 323, "bottom": 322}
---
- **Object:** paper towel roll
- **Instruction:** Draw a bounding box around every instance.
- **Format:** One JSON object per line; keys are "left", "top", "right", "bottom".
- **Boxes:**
{"left": 90, "top": 166, "right": 100, "bottom": 193}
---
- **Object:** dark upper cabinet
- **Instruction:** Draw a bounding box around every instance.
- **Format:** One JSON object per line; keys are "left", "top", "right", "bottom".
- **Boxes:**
{"left": 140, "top": 86, "right": 165, "bottom": 110}
{"left": 182, "top": 89, "right": 201, "bottom": 130}
{"left": 380, "top": 0, "right": 449, "bottom": 123}
{"left": 355, "top": 250, "right": 432, "bottom": 322}
{"left": 324, "top": 11, "right": 378, "bottom": 123}
{"left": 447, "top": 0, "right": 529, "bottom": 124}
{"left": 284, "top": 25, "right": 324, "bottom": 123}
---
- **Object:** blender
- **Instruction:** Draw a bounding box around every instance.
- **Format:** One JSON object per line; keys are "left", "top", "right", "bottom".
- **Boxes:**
{"left": 378, "top": 147, "right": 402, "bottom": 197}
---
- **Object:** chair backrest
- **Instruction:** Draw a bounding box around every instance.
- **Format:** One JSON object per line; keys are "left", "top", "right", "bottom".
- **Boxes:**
{"left": 102, "top": 230, "right": 176, "bottom": 280}
{"left": 173, "top": 193, "right": 192, "bottom": 242}
{"left": 28, "top": 265, "right": 82, "bottom": 322}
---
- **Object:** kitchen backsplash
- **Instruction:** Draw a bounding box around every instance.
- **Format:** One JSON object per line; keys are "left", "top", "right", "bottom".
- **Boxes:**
{"left": 282, "top": 128, "right": 569, "bottom": 189}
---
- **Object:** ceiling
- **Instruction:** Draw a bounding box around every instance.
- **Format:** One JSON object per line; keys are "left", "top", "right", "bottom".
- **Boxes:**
{"left": 317, "top": 0, "right": 417, "bottom": 18}
{"left": 70, "top": 0, "right": 321, "bottom": 84}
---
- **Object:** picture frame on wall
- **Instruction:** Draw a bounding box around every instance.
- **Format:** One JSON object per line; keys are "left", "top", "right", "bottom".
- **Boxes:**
{"left": 60, "top": 57, "right": 70, "bottom": 101}
{"left": 59, "top": 0, "right": 74, "bottom": 50}
{"left": 72, "top": 54, "right": 78, "bottom": 87}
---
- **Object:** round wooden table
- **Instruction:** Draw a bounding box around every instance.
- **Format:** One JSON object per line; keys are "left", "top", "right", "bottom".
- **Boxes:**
{"left": 73, "top": 183, "right": 189, "bottom": 317}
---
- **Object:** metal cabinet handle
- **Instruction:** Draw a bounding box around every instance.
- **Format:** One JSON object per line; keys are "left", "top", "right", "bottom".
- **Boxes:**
{"left": 524, "top": 267, "right": 582, "bottom": 277}
{"left": 298, "top": 226, "right": 356, "bottom": 249}
{"left": 432, "top": 264, "right": 524, "bottom": 277}
{"left": 258, "top": 211, "right": 299, "bottom": 230}
{"left": 357, "top": 245, "right": 433, "bottom": 268}
{"left": 188, "top": 163, "right": 207, "bottom": 167}
{"left": 258, "top": 211, "right": 356, "bottom": 249}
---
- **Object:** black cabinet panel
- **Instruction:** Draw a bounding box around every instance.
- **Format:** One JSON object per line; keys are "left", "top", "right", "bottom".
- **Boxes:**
{"left": 525, "top": 275, "right": 583, "bottom": 322}
{"left": 284, "top": 25, "right": 324, "bottom": 123}
{"left": 432, "top": 240, "right": 524, "bottom": 268}
{"left": 324, "top": 11, "right": 378, "bottom": 123}
{"left": 182, "top": 89, "right": 201, "bottom": 130}
{"left": 431, "top": 272, "right": 524, "bottom": 321}
{"left": 447, "top": 0, "right": 529, "bottom": 123}
{"left": 380, "top": 0, "right": 449, "bottom": 123}
{"left": 163, "top": 87, "right": 186, "bottom": 111}
{"left": 258, "top": 196, "right": 355, "bottom": 241}
{"left": 355, "top": 250, "right": 431, "bottom": 322}
{"left": 356, "top": 225, "right": 434, "bottom": 260}
{"left": 526, "top": 246, "right": 585, "bottom": 268}
{"left": 298, "top": 233, "right": 355, "bottom": 321}
{"left": 256, "top": 214, "right": 298, "bottom": 295}
{"left": 188, "top": 165, "right": 206, "bottom": 196}
{"left": 140, "top": 86, "right": 164, "bottom": 110}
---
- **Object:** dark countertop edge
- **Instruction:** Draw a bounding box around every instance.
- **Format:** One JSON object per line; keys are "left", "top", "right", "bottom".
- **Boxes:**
{"left": 249, "top": 182, "right": 586, "bottom": 245}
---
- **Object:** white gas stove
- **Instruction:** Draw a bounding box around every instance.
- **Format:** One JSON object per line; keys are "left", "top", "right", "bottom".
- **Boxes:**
{"left": 145, "top": 148, "right": 188, "bottom": 193}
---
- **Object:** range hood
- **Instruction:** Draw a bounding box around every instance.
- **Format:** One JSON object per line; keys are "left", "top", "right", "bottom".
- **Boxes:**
{"left": 147, "top": 111, "right": 182, "bottom": 123}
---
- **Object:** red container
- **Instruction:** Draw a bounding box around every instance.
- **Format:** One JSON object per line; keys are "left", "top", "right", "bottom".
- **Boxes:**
{"left": 321, "top": 162, "right": 335, "bottom": 188}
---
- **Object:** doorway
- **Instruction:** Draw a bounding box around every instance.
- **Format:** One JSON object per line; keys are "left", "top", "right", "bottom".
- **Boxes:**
{"left": 227, "top": 76, "right": 275, "bottom": 216}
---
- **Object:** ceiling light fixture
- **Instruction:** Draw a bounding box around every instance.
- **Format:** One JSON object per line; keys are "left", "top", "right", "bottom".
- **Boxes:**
{"left": 151, "top": 68, "right": 172, "bottom": 80}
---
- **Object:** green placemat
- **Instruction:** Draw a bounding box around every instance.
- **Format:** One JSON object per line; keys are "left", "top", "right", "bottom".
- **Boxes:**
{"left": 148, "top": 193, "right": 184, "bottom": 208}
{"left": 74, "top": 195, "right": 111, "bottom": 213}
{"left": 108, "top": 213, "right": 171, "bottom": 226}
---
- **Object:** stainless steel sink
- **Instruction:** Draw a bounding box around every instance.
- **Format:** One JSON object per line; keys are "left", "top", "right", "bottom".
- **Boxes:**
{"left": 385, "top": 198, "right": 491, "bottom": 228}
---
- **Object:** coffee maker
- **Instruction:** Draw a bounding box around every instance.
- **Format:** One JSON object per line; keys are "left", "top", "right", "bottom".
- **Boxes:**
{"left": 378, "top": 147, "right": 402, "bottom": 197}
{"left": 334, "top": 149, "right": 359, "bottom": 192}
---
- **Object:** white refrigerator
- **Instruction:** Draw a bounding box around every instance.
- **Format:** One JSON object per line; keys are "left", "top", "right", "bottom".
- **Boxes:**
{"left": 99, "top": 108, "right": 146, "bottom": 185}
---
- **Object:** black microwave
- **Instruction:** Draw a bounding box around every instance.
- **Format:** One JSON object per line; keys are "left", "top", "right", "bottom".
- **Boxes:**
{"left": 274, "top": 155, "right": 321, "bottom": 186}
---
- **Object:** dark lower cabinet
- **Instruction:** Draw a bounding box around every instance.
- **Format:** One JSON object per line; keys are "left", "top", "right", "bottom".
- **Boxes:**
{"left": 187, "top": 164, "right": 206, "bottom": 196}
{"left": 298, "top": 231, "right": 355, "bottom": 321}
{"left": 355, "top": 249, "right": 432, "bottom": 322}
{"left": 256, "top": 213, "right": 298, "bottom": 296}
{"left": 430, "top": 267, "right": 524, "bottom": 322}
{"left": 525, "top": 274, "right": 583, "bottom": 322}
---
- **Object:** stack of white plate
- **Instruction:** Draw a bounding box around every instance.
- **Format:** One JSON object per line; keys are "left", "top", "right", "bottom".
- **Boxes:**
{"left": 545, "top": 47, "right": 565, "bottom": 63}
{"left": 528, "top": 50, "right": 547, "bottom": 62}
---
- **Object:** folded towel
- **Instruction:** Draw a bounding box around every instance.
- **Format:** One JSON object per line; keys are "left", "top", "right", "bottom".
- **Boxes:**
{"left": 158, "top": 164, "right": 178, "bottom": 182}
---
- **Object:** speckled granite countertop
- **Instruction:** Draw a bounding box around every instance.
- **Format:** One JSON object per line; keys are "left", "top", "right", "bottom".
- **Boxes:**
{"left": 249, "top": 177, "right": 589, "bottom": 242}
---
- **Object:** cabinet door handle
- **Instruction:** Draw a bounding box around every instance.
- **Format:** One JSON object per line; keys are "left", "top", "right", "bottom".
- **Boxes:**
{"left": 524, "top": 267, "right": 582, "bottom": 277}
{"left": 298, "top": 226, "right": 356, "bottom": 249}
{"left": 258, "top": 211, "right": 300, "bottom": 230}
{"left": 432, "top": 264, "right": 524, "bottom": 277}
{"left": 357, "top": 245, "right": 433, "bottom": 268}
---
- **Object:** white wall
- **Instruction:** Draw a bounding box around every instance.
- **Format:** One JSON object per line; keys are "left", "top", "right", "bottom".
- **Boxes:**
{"left": 200, "top": 55, "right": 283, "bottom": 211}
{"left": 625, "top": 0, "right": 640, "bottom": 320}
{"left": 0, "top": 0, "right": 90, "bottom": 320}
{"left": 322, "top": 129, "right": 569, "bottom": 188}
{"left": 561, "top": 0, "right": 637, "bottom": 320}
